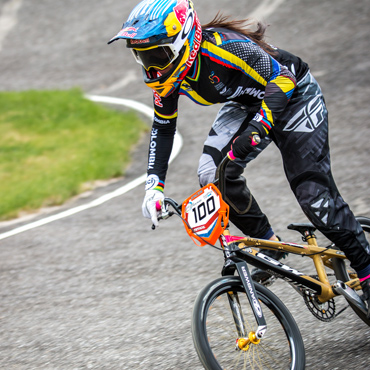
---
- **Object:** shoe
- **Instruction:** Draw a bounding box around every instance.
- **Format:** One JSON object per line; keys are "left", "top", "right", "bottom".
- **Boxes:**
{"left": 360, "top": 278, "right": 370, "bottom": 319}
{"left": 251, "top": 248, "right": 287, "bottom": 286}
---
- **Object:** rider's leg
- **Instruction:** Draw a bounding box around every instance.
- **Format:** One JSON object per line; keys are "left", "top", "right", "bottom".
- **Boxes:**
{"left": 197, "top": 102, "right": 279, "bottom": 240}
{"left": 291, "top": 173, "right": 370, "bottom": 270}
{"left": 197, "top": 102, "right": 286, "bottom": 287}
{"left": 292, "top": 171, "right": 370, "bottom": 318}
{"left": 360, "top": 276, "right": 370, "bottom": 318}
{"left": 223, "top": 161, "right": 287, "bottom": 280}
{"left": 274, "top": 71, "right": 370, "bottom": 311}
{"left": 293, "top": 171, "right": 370, "bottom": 316}
{"left": 223, "top": 161, "right": 274, "bottom": 239}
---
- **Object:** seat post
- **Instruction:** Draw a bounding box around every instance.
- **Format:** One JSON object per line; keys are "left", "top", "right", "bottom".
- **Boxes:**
{"left": 305, "top": 231, "right": 330, "bottom": 286}
{"left": 305, "top": 232, "right": 318, "bottom": 246}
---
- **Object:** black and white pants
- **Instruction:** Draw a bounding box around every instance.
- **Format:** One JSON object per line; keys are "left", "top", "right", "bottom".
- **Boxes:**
{"left": 198, "top": 71, "right": 370, "bottom": 273}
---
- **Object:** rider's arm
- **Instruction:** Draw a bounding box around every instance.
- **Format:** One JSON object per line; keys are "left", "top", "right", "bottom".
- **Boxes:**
{"left": 208, "top": 30, "right": 297, "bottom": 143}
{"left": 252, "top": 67, "right": 296, "bottom": 137}
{"left": 204, "top": 31, "right": 297, "bottom": 159}
{"left": 145, "top": 90, "right": 179, "bottom": 191}
{"left": 142, "top": 90, "right": 179, "bottom": 226}
{"left": 232, "top": 62, "right": 296, "bottom": 158}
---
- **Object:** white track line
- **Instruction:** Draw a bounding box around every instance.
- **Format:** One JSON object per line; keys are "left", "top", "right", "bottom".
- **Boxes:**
{"left": 0, "top": 95, "right": 183, "bottom": 240}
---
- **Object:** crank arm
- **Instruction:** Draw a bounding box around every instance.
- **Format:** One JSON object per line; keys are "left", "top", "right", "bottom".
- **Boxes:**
{"left": 332, "top": 280, "right": 368, "bottom": 315}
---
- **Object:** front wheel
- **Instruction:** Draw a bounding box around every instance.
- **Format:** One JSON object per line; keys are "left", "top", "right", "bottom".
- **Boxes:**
{"left": 332, "top": 216, "right": 370, "bottom": 327}
{"left": 192, "top": 276, "right": 305, "bottom": 370}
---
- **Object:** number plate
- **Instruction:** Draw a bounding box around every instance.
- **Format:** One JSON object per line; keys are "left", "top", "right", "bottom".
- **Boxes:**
{"left": 182, "top": 183, "right": 229, "bottom": 246}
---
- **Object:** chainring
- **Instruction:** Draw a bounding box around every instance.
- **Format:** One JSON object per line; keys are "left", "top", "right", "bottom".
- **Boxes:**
{"left": 302, "top": 289, "right": 336, "bottom": 322}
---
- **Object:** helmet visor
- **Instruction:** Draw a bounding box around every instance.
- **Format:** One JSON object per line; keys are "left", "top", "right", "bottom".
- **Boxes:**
{"left": 131, "top": 44, "right": 179, "bottom": 71}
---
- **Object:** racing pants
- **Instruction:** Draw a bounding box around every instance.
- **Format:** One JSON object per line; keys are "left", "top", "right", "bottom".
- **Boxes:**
{"left": 198, "top": 71, "right": 370, "bottom": 273}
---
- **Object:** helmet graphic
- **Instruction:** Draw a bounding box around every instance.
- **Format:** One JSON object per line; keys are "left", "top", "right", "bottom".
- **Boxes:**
{"left": 108, "top": 0, "right": 202, "bottom": 97}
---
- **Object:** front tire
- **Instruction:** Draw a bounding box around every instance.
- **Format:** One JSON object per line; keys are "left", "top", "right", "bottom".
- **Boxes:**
{"left": 192, "top": 276, "right": 305, "bottom": 370}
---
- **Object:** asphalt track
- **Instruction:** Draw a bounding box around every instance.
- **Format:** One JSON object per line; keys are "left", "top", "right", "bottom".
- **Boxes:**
{"left": 0, "top": 0, "right": 369, "bottom": 369}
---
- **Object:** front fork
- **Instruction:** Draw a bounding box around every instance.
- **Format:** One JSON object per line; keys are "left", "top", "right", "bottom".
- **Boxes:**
{"left": 223, "top": 257, "right": 267, "bottom": 345}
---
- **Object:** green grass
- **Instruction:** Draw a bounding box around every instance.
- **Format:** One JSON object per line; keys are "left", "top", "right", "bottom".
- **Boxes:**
{"left": 0, "top": 89, "right": 147, "bottom": 220}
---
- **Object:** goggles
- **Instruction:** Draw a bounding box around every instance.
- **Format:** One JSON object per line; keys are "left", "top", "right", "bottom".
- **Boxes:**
{"left": 131, "top": 44, "right": 179, "bottom": 71}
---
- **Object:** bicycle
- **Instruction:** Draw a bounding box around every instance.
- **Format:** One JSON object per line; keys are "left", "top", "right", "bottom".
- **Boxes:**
{"left": 155, "top": 155, "right": 370, "bottom": 370}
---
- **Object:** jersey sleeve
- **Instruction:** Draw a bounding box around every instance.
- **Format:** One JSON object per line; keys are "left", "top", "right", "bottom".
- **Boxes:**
{"left": 146, "top": 90, "right": 180, "bottom": 191}
{"left": 254, "top": 64, "right": 296, "bottom": 137}
{"left": 213, "top": 31, "right": 297, "bottom": 137}
{"left": 232, "top": 41, "right": 297, "bottom": 136}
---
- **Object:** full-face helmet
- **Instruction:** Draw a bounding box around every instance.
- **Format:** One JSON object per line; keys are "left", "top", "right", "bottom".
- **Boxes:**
{"left": 109, "top": 0, "right": 202, "bottom": 97}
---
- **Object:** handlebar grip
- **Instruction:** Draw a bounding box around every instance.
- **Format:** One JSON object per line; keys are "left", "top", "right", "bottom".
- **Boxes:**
{"left": 155, "top": 200, "right": 162, "bottom": 211}
{"left": 227, "top": 150, "right": 236, "bottom": 161}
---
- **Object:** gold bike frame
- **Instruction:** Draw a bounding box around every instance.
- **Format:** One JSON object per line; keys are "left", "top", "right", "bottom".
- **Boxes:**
{"left": 222, "top": 229, "right": 360, "bottom": 303}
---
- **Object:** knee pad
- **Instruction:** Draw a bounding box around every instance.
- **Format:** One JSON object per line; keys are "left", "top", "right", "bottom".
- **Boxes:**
{"left": 198, "top": 169, "right": 216, "bottom": 188}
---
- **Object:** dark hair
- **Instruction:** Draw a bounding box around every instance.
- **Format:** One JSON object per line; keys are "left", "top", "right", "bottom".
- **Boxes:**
{"left": 202, "top": 12, "right": 277, "bottom": 56}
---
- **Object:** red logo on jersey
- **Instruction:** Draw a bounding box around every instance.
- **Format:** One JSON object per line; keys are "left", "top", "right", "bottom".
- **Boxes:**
{"left": 153, "top": 91, "right": 163, "bottom": 108}
{"left": 174, "top": 0, "right": 188, "bottom": 25}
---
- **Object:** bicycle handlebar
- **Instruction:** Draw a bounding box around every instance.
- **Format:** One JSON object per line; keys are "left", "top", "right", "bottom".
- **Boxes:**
{"left": 152, "top": 155, "right": 231, "bottom": 229}
{"left": 152, "top": 197, "right": 182, "bottom": 229}
{"left": 162, "top": 198, "right": 182, "bottom": 216}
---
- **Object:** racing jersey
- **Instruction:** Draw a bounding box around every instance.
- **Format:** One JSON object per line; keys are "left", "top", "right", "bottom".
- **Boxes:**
{"left": 147, "top": 28, "right": 309, "bottom": 191}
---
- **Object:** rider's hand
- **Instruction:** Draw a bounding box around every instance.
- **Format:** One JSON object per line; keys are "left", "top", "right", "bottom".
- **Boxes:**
{"left": 142, "top": 189, "right": 165, "bottom": 227}
{"left": 230, "top": 129, "right": 261, "bottom": 160}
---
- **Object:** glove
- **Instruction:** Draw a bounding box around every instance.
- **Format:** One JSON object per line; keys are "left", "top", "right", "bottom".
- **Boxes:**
{"left": 230, "top": 127, "right": 262, "bottom": 160}
{"left": 142, "top": 190, "right": 165, "bottom": 227}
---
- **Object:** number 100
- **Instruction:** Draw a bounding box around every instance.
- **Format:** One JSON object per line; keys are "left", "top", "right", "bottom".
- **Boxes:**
{"left": 192, "top": 196, "right": 216, "bottom": 223}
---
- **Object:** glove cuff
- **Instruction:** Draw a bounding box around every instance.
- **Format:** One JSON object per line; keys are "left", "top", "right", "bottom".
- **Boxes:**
{"left": 145, "top": 174, "right": 164, "bottom": 192}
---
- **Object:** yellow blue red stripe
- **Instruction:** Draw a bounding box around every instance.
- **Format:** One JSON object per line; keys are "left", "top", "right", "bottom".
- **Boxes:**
{"left": 154, "top": 180, "right": 165, "bottom": 192}
{"left": 179, "top": 84, "right": 213, "bottom": 106}
{"left": 201, "top": 41, "right": 267, "bottom": 86}
{"left": 187, "top": 54, "right": 201, "bottom": 81}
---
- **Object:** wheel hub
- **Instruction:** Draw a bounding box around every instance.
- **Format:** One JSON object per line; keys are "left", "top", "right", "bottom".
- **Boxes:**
{"left": 236, "top": 332, "right": 261, "bottom": 351}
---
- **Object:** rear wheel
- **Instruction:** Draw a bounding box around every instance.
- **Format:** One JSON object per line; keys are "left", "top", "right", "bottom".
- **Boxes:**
{"left": 332, "top": 216, "right": 370, "bottom": 326}
{"left": 192, "top": 276, "right": 305, "bottom": 370}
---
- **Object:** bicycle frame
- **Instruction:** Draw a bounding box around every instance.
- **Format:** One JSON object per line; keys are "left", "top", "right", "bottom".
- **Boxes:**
{"left": 220, "top": 230, "right": 353, "bottom": 302}
{"left": 160, "top": 156, "right": 368, "bottom": 336}
{"left": 213, "top": 155, "right": 367, "bottom": 316}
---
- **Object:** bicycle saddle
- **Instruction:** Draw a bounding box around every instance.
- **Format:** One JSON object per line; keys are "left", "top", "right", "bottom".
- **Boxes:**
{"left": 287, "top": 223, "right": 317, "bottom": 236}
